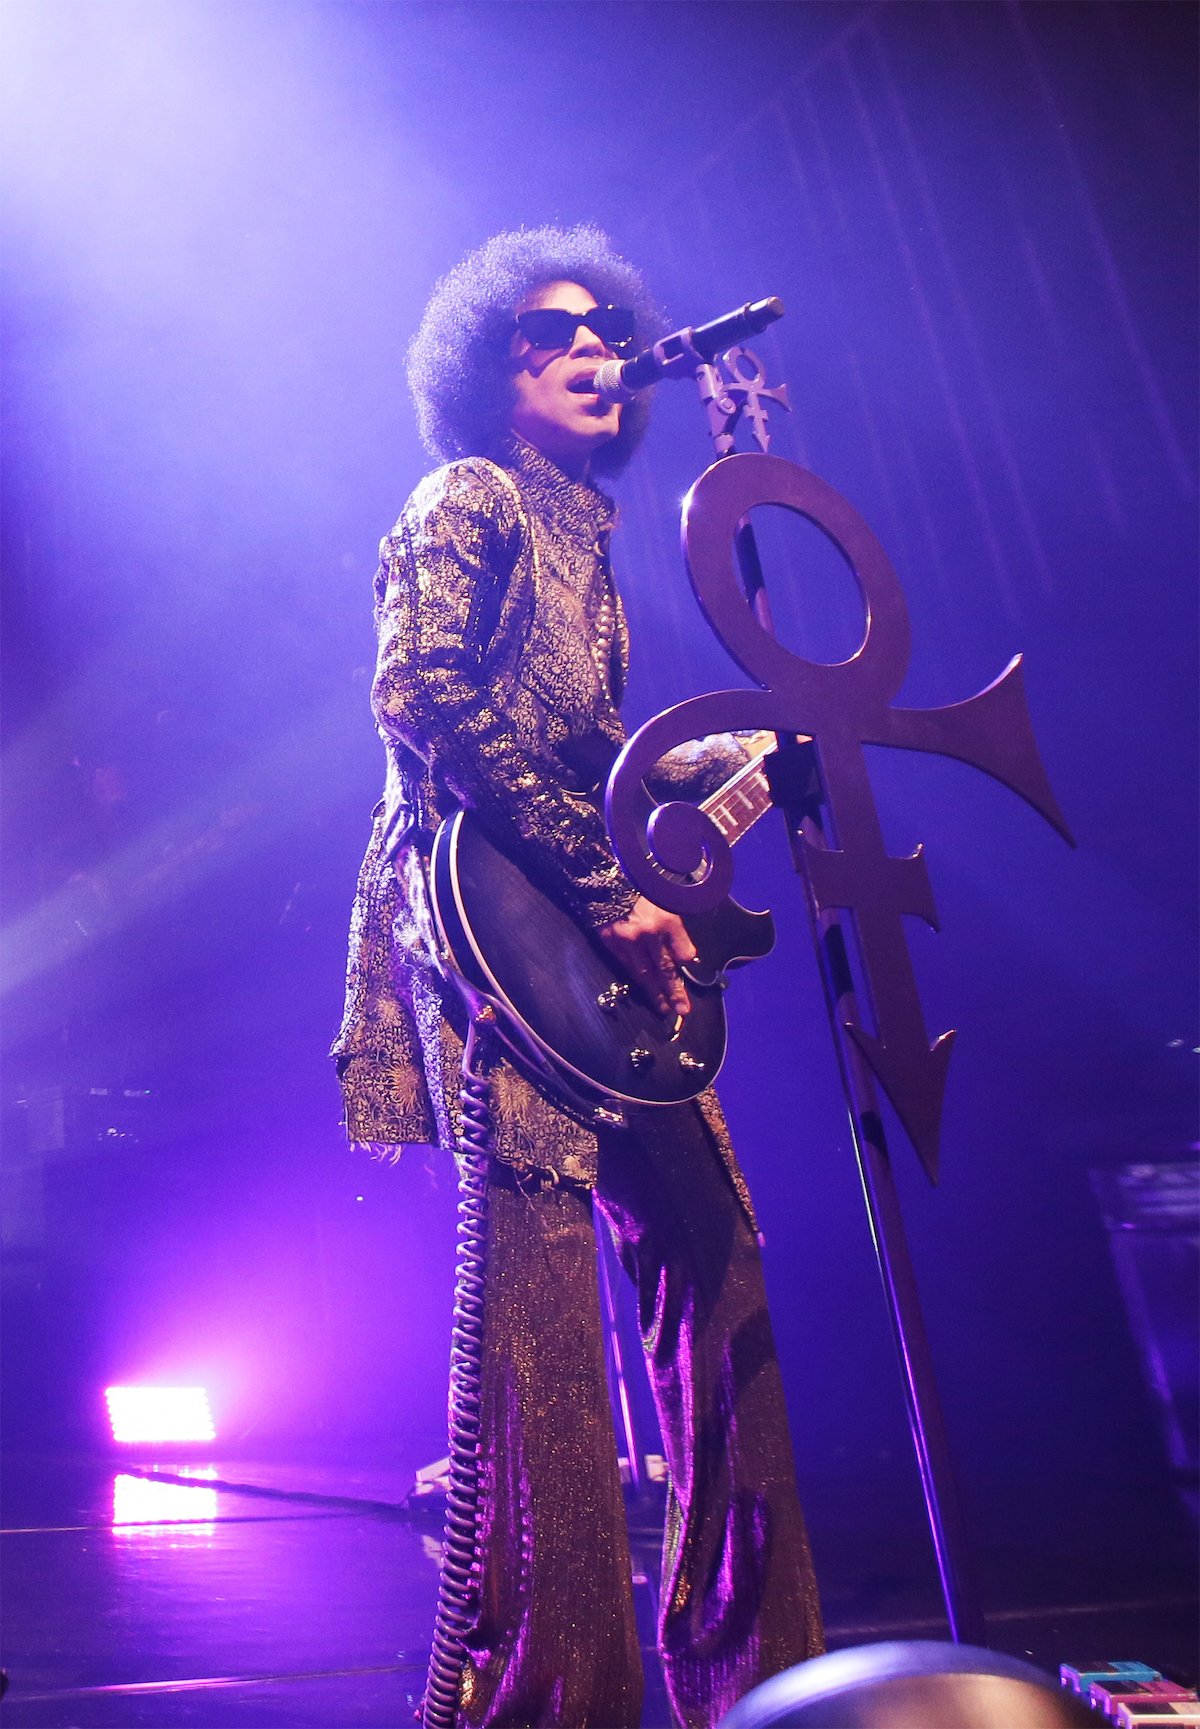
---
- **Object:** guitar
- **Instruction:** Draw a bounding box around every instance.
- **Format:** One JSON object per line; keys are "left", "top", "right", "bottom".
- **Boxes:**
{"left": 429, "top": 741, "right": 780, "bottom": 1115}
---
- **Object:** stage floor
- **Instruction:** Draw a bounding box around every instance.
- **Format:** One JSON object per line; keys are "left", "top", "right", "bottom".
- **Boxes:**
{"left": 1, "top": 1449, "right": 1195, "bottom": 1726}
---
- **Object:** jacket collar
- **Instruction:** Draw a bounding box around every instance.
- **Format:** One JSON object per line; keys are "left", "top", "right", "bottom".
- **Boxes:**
{"left": 503, "top": 436, "right": 616, "bottom": 542}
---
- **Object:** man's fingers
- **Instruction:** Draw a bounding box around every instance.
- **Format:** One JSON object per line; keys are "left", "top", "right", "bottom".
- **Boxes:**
{"left": 662, "top": 926, "right": 697, "bottom": 1015}
{"left": 630, "top": 936, "right": 668, "bottom": 1016}
{"left": 597, "top": 901, "right": 695, "bottom": 1017}
{"left": 618, "top": 935, "right": 676, "bottom": 1018}
{"left": 665, "top": 925, "right": 699, "bottom": 971}
{"left": 645, "top": 935, "right": 691, "bottom": 1018}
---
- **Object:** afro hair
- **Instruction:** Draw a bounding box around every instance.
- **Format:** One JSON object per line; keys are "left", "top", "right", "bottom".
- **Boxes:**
{"left": 406, "top": 224, "right": 664, "bottom": 479}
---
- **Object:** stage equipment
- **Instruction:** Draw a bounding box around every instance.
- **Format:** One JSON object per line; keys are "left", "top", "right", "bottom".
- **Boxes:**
{"left": 605, "top": 311, "right": 1073, "bottom": 1643}
{"left": 715, "top": 1641, "right": 1095, "bottom": 1728}
{"left": 1086, "top": 1680, "right": 1198, "bottom": 1721}
{"left": 1063, "top": 1661, "right": 1200, "bottom": 1723}
{"left": 104, "top": 1385, "right": 215, "bottom": 1444}
{"left": 596, "top": 1211, "right": 646, "bottom": 1496}
{"left": 1062, "top": 1663, "right": 1169, "bottom": 1696}
{"left": 1090, "top": 1160, "right": 1199, "bottom": 1479}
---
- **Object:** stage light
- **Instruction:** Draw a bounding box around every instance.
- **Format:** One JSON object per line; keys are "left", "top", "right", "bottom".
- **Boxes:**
{"left": 104, "top": 1386, "right": 216, "bottom": 1443}
{"left": 112, "top": 1472, "right": 217, "bottom": 1529}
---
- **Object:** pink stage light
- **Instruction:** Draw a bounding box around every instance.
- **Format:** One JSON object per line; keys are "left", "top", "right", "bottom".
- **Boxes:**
{"left": 104, "top": 1385, "right": 216, "bottom": 1443}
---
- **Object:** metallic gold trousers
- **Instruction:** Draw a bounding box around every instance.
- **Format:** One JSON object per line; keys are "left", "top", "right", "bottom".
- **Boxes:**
{"left": 457, "top": 1100, "right": 824, "bottom": 1728}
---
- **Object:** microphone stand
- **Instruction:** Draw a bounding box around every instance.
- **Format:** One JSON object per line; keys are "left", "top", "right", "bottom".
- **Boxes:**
{"left": 625, "top": 338, "right": 998, "bottom": 1642}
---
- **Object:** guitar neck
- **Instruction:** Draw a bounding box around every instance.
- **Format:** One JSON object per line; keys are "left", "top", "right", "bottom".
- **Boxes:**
{"left": 700, "top": 732, "right": 778, "bottom": 847}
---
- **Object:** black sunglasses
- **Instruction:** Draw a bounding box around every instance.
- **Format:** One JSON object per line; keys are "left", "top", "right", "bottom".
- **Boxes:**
{"left": 513, "top": 304, "right": 636, "bottom": 352}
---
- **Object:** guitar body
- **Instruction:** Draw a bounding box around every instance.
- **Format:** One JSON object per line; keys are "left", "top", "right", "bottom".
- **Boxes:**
{"left": 430, "top": 809, "right": 775, "bottom": 1110}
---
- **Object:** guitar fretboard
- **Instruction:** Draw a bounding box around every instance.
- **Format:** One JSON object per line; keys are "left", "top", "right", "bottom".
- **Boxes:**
{"left": 700, "top": 733, "right": 777, "bottom": 847}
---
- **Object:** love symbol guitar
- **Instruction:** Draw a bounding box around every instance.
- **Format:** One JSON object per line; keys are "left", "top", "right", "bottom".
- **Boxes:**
{"left": 429, "top": 740, "right": 778, "bottom": 1113}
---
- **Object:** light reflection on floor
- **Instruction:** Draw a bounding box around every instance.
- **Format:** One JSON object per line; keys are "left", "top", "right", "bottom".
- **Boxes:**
{"left": 0, "top": 1451, "right": 1194, "bottom": 1726}
{"left": 112, "top": 1470, "right": 219, "bottom": 1531}
{"left": 0, "top": 1452, "right": 675, "bottom": 1727}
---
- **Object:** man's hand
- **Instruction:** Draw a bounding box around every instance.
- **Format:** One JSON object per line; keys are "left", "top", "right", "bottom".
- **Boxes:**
{"left": 598, "top": 897, "right": 696, "bottom": 1019}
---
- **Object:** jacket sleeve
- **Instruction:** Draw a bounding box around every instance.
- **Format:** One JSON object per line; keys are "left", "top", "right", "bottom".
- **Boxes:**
{"left": 370, "top": 461, "right": 638, "bottom": 932}
{"left": 645, "top": 734, "right": 752, "bottom": 803}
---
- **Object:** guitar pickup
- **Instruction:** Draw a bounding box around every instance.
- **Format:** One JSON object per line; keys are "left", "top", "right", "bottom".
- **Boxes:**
{"left": 597, "top": 982, "right": 631, "bottom": 1012}
{"left": 678, "top": 1052, "right": 706, "bottom": 1072}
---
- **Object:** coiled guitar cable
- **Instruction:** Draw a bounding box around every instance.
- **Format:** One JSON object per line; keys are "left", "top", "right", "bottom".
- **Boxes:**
{"left": 421, "top": 1009, "right": 494, "bottom": 1729}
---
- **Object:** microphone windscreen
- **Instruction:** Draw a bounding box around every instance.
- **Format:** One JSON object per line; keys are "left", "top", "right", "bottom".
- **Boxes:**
{"left": 591, "top": 359, "right": 639, "bottom": 405}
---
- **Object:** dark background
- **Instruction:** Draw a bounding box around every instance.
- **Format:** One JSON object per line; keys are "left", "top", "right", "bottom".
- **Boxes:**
{"left": 2, "top": 0, "right": 1196, "bottom": 1630}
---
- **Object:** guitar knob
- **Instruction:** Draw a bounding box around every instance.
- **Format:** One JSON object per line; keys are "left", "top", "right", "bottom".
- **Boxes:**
{"left": 628, "top": 1047, "right": 654, "bottom": 1070}
{"left": 678, "top": 1052, "right": 706, "bottom": 1072}
{"left": 597, "top": 982, "right": 631, "bottom": 1013}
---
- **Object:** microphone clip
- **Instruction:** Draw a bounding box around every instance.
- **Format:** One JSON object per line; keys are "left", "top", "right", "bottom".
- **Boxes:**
{"left": 591, "top": 329, "right": 711, "bottom": 405}
{"left": 591, "top": 295, "right": 786, "bottom": 413}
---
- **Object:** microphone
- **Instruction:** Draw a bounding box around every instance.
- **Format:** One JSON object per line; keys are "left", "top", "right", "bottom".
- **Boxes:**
{"left": 591, "top": 296, "right": 785, "bottom": 404}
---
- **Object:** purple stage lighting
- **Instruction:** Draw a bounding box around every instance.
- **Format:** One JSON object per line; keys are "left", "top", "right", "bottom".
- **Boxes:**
{"left": 104, "top": 1385, "right": 216, "bottom": 1444}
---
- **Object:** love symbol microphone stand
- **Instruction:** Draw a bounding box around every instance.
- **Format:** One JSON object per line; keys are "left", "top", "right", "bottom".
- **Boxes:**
{"left": 604, "top": 317, "right": 1073, "bottom": 1645}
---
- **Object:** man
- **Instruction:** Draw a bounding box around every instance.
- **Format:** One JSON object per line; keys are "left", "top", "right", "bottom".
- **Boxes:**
{"left": 333, "top": 225, "right": 822, "bottom": 1729}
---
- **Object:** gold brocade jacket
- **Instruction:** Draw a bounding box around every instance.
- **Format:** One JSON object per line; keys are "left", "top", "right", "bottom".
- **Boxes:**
{"left": 332, "top": 438, "right": 751, "bottom": 1206}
